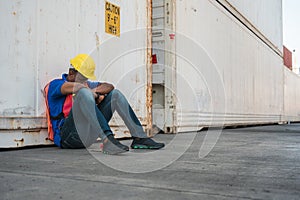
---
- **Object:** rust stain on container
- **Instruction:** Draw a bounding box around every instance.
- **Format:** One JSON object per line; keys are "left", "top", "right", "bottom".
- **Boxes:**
{"left": 135, "top": 74, "right": 140, "bottom": 84}
{"left": 14, "top": 138, "right": 24, "bottom": 147}
{"left": 95, "top": 32, "right": 100, "bottom": 50}
{"left": 23, "top": 128, "right": 42, "bottom": 133}
{"left": 123, "top": 130, "right": 130, "bottom": 135}
{"left": 146, "top": 0, "right": 153, "bottom": 137}
{"left": 14, "top": 138, "right": 24, "bottom": 142}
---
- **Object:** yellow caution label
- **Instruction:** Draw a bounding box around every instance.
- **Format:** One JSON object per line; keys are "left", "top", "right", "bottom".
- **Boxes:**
{"left": 105, "top": 1, "right": 120, "bottom": 37}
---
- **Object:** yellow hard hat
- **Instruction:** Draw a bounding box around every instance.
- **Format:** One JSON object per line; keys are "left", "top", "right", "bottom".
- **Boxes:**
{"left": 70, "top": 54, "right": 97, "bottom": 80}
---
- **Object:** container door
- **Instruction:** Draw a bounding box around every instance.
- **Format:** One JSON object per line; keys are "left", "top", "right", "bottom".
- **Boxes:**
{"left": 152, "top": 0, "right": 176, "bottom": 133}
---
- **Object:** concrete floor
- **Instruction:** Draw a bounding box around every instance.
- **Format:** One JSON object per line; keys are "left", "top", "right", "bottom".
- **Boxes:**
{"left": 0, "top": 124, "right": 300, "bottom": 200}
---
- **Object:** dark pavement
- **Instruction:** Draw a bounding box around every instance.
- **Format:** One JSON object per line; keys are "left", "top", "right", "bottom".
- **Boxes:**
{"left": 1, "top": 124, "right": 300, "bottom": 200}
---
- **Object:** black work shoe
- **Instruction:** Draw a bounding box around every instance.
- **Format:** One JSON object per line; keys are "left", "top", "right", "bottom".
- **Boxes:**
{"left": 131, "top": 138, "right": 165, "bottom": 149}
{"left": 102, "top": 135, "right": 129, "bottom": 155}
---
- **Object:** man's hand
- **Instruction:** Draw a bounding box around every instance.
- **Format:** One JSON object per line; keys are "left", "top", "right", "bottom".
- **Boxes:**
{"left": 94, "top": 82, "right": 114, "bottom": 95}
{"left": 94, "top": 93, "right": 106, "bottom": 104}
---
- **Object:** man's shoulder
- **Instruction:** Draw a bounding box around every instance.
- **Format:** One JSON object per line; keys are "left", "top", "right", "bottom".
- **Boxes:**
{"left": 50, "top": 78, "right": 64, "bottom": 84}
{"left": 48, "top": 74, "right": 68, "bottom": 85}
{"left": 47, "top": 77, "right": 67, "bottom": 95}
{"left": 49, "top": 75, "right": 68, "bottom": 86}
{"left": 47, "top": 78, "right": 63, "bottom": 89}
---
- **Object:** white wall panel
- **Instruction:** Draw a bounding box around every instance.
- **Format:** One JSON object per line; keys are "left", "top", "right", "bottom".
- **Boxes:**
{"left": 175, "top": 0, "right": 286, "bottom": 129}
{"left": 225, "top": 0, "right": 283, "bottom": 51}
{"left": 0, "top": 0, "right": 149, "bottom": 147}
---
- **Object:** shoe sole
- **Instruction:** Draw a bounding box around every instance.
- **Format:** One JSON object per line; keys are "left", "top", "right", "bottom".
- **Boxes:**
{"left": 101, "top": 145, "right": 129, "bottom": 155}
{"left": 131, "top": 145, "right": 164, "bottom": 149}
{"left": 102, "top": 149, "right": 128, "bottom": 155}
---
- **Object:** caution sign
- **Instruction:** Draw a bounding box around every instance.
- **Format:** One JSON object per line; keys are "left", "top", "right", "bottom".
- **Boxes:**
{"left": 105, "top": 1, "right": 120, "bottom": 37}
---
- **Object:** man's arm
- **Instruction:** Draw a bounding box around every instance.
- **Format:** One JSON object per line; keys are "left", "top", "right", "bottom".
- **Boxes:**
{"left": 94, "top": 82, "right": 114, "bottom": 94}
{"left": 60, "top": 82, "right": 87, "bottom": 95}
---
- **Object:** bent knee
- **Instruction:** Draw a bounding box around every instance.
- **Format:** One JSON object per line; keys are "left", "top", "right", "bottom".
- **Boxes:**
{"left": 111, "top": 89, "right": 120, "bottom": 95}
{"left": 110, "top": 89, "right": 124, "bottom": 98}
{"left": 76, "top": 88, "right": 94, "bottom": 101}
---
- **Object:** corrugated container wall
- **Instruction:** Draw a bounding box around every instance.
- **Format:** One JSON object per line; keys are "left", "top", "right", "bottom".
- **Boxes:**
{"left": 0, "top": 0, "right": 150, "bottom": 147}
{"left": 225, "top": 0, "right": 283, "bottom": 52}
{"left": 173, "top": 0, "right": 299, "bottom": 131}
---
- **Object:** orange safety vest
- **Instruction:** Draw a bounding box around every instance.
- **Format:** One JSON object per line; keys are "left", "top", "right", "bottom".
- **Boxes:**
{"left": 44, "top": 82, "right": 73, "bottom": 141}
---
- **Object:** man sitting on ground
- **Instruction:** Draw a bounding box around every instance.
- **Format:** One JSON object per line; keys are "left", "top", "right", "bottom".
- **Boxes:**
{"left": 45, "top": 54, "right": 164, "bottom": 154}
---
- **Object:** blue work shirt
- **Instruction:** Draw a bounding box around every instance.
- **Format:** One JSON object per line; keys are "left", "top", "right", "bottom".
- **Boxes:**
{"left": 47, "top": 73, "right": 100, "bottom": 147}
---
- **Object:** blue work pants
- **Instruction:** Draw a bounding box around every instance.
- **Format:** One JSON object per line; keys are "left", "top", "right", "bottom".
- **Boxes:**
{"left": 60, "top": 88, "right": 146, "bottom": 148}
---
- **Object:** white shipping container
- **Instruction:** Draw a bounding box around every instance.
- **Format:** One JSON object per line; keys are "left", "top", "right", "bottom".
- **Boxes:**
{"left": 1, "top": 0, "right": 300, "bottom": 148}
{"left": 0, "top": 0, "right": 151, "bottom": 147}
{"left": 152, "top": 0, "right": 300, "bottom": 132}
{"left": 224, "top": 0, "right": 283, "bottom": 52}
